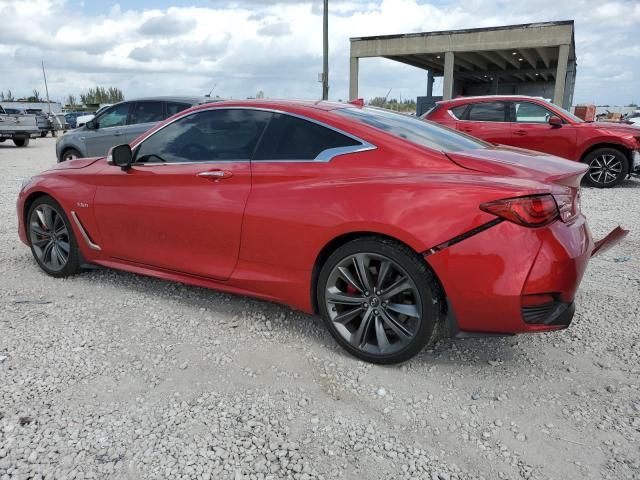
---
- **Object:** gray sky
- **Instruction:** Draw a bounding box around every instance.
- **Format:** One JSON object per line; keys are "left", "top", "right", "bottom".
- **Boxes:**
{"left": 0, "top": 0, "right": 638, "bottom": 106}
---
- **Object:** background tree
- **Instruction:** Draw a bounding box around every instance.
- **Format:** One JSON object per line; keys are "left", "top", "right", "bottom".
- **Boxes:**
{"left": 80, "top": 86, "right": 124, "bottom": 105}
{"left": 5, "top": 90, "right": 15, "bottom": 101}
{"left": 368, "top": 96, "right": 417, "bottom": 113}
{"left": 27, "top": 89, "right": 41, "bottom": 102}
{"left": 66, "top": 94, "right": 77, "bottom": 107}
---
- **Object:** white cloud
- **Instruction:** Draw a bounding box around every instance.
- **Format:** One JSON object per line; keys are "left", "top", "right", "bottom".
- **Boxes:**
{"left": 0, "top": 0, "right": 638, "bottom": 105}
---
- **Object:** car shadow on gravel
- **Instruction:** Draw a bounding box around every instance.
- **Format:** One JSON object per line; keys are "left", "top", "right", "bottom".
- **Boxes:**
{"left": 58, "top": 265, "right": 525, "bottom": 370}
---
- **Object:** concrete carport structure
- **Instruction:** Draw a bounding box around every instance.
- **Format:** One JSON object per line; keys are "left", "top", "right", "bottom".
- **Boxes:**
{"left": 349, "top": 21, "right": 576, "bottom": 114}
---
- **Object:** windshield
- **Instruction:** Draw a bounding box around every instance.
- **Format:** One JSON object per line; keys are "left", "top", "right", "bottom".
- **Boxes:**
{"left": 335, "top": 106, "right": 489, "bottom": 153}
{"left": 560, "top": 108, "right": 584, "bottom": 123}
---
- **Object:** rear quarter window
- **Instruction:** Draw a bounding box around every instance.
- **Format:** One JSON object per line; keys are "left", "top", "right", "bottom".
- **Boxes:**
{"left": 253, "top": 113, "right": 360, "bottom": 161}
{"left": 449, "top": 105, "right": 467, "bottom": 120}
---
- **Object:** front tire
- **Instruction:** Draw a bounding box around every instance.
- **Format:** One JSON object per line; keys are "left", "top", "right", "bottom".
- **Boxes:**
{"left": 60, "top": 148, "right": 82, "bottom": 162}
{"left": 583, "top": 148, "right": 628, "bottom": 188}
{"left": 317, "top": 237, "right": 441, "bottom": 364}
{"left": 27, "top": 196, "right": 81, "bottom": 278}
{"left": 13, "top": 138, "right": 29, "bottom": 147}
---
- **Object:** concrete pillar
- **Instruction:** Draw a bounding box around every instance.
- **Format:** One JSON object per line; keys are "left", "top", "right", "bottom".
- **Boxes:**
{"left": 349, "top": 57, "right": 359, "bottom": 101}
{"left": 443, "top": 52, "right": 454, "bottom": 100}
{"left": 553, "top": 44, "right": 570, "bottom": 106}
{"left": 427, "top": 70, "right": 434, "bottom": 97}
{"left": 564, "top": 63, "right": 576, "bottom": 110}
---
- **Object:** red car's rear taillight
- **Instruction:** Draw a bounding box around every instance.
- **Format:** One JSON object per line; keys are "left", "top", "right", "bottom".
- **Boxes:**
{"left": 480, "top": 194, "right": 559, "bottom": 227}
{"left": 553, "top": 191, "right": 580, "bottom": 223}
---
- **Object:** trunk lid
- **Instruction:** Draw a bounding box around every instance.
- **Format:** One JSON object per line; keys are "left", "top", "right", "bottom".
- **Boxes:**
{"left": 446, "top": 145, "right": 588, "bottom": 188}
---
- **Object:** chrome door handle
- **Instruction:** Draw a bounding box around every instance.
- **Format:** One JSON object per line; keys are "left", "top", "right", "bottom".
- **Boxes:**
{"left": 197, "top": 170, "right": 233, "bottom": 180}
{"left": 514, "top": 130, "right": 527, "bottom": 136}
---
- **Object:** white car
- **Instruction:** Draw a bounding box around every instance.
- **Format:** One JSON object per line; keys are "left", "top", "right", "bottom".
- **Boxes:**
{"left": 75, "top": 104, "right": 112, "bottom": 128}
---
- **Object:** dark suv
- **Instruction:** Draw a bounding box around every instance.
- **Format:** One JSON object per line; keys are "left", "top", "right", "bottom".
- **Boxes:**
{"left": 56, "top": 97, "right": 209, "bottom": 162}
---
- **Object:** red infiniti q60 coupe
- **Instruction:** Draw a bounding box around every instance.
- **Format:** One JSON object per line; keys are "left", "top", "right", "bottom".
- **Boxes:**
{"left": 17, "top": 100, "right": 627, "bottom": 364}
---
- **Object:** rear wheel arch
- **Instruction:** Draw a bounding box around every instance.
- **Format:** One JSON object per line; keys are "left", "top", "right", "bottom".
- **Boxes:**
{"left": 310, "top": 231, "right": 445, "bottom": 315}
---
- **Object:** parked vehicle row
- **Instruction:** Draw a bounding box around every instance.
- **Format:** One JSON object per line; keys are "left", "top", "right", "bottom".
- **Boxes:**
{"left": 74, "top": 104, "right": 112, "bottom": 129}
{"left": 423, "top": 95, "right": 640, "bottom": 188}
{"left": 0, "top": 104, "right": 40, "bottom": 147}
{"left": 18, "top": 100, "right": 626, "bottom": 363}
{"left": 56, "top": 97, "right": 207, "bottom": 162}
{"left": 63, "top": 112, "right": 88, "bottom": 129}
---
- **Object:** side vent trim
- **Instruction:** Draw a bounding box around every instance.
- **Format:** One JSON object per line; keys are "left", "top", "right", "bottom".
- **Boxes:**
{"left": 70, "top": 211, "right": 102, "bottom": 251}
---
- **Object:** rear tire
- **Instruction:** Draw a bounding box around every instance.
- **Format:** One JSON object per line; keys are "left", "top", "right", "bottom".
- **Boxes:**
{"left": 40, "top": 131, "right": 47, "bottom": 138}
{"left": 27, "top": 196, "right": 81, "bottom": 278}
{"left": 60, "top": 148, "right": 82, "bottom": 162}
{"left": 13, "top": 138, "right": 29, "bottom": 147}
{"left": 582, "top": 148, "right": 628, "bottom": 188}
{"left": 317, "top": 236, "right": 442, "bottom": 364}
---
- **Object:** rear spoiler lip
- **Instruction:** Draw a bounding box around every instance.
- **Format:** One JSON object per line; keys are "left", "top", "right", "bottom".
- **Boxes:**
{"left": 591, "top": 226, "right": 629, "bottom": 257}
{"left": 445, "top": 149, "right": 588, "bottom": 189}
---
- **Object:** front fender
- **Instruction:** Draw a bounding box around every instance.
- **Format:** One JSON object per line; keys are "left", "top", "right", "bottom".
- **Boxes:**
{"left": 17, "top": 174, "right": 100, "bottom": 258}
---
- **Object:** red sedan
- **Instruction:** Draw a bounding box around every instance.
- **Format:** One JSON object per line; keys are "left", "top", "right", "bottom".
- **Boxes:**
{"left": 424, "top": 95, "right": 640, "bottom": 188}
{"left": 17, "top": 100, "right": 626, "bottom": 364}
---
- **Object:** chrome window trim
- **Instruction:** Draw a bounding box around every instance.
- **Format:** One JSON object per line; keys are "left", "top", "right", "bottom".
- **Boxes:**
{"left": 130, "top": 106, "right": 377, "bottom": 165}
{"left": 447, "top": 109, "right": 460, "bottom": 121}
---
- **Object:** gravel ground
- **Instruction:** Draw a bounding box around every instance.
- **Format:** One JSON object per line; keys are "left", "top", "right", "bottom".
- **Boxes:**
{"left": 1, "top": 137, "right": 639, "bottom": 480}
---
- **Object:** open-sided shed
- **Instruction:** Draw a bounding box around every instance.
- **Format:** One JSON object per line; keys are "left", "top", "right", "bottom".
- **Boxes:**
{"left": 349, "top": 21, "right": 576, "bottom": 114}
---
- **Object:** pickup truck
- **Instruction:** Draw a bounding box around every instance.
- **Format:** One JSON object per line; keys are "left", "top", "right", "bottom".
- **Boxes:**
{"left": 0, "top": 105, "right": 40, "bottom": 147}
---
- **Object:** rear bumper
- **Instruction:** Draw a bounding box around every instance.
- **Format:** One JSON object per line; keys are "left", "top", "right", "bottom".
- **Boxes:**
{"left": 632, "top": 150, "right": 640, "bottom": 173}
{"left": 426, "top": 216, "right": 594, "bottom": 335}
{"left": 0, "top": 131, "right": 40, "bottom": 139}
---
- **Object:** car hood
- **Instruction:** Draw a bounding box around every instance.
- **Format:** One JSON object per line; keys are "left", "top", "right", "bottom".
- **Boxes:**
{"left": 48, "top": 157, "right": 103, "bottom": 170}
{"left": 446, "top": 145, "right": 587, "bottom": 188}
{"left": 576, "top": 122, "right": 640, "bottom": 134}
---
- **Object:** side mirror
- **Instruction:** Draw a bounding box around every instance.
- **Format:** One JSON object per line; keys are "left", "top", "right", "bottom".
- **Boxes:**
{"left": 108, "top": 144, "right": 133, "bottom": 170}
{"left": 549, "top": 116, "right": 563, "bottom": 128}
{"left": 85, "top": 119, "right": 97, "bottom": 130}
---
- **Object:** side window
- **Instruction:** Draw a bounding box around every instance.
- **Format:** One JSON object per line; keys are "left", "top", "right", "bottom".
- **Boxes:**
{"left": 449, "top": 105, "right": 467, "bottom": 120}
{"left": 165, "top": 102, "right": 192, "bottom": 118}
{"left": 97, "top": 103, "right": 130, "bottom": 128}
{"left": 513, "top": 102, "right": 554, "bottom": 123}
{"left": 253, "top": 113, "right": 360, "bottom": 161}
{"left": 129, "top": 101, "right": 164, "bottom": 125}
{"left": 467, "top": 102, "right": 506, "bottom": 122}
{"left": 135, "top": 109, "right": 272, "bottom": 163}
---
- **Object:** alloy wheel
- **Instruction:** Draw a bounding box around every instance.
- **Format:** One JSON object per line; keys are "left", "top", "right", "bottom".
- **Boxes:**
{"left": 29, "top": 204, "right": 70, "bottom": 272}
{"left": 324, "top": 252, "right": 422, "bottom": 356}
{"left": 64, "top": 152, "right": 78, "bottom": 161}
{"left": 588, "top": 153, "right": 623, "bottom": 185}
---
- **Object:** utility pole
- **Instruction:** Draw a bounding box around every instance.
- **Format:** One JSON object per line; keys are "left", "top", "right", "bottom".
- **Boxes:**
{"left": 322, "top": 0, "right": 329, "bottom": 100}
{"left": 42, "top": 61, "right": 52, "bottom": 115}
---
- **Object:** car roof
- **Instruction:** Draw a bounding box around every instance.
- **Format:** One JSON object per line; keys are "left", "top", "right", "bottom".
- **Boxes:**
{"left": 437, "top": 95, "right": 550, "bottom": 106}
{"left": 112, "top": 96, "right": 212, "bottom": 106}
{"left": 189, "top": 99, "right": 355, "bottom": 112}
